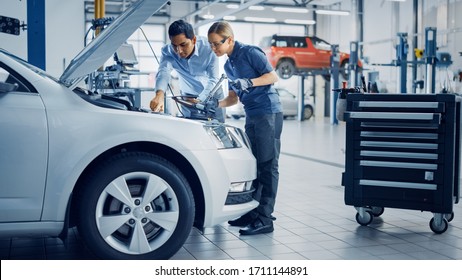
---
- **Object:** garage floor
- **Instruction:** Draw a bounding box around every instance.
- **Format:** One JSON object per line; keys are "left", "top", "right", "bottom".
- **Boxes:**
{"left": 1, "top": 118, "right": 462, "bottom": 260}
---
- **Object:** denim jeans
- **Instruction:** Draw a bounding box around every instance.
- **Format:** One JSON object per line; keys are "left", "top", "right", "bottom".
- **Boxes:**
{"left": 245, "top": 112, "right": 283, "bottom": 225}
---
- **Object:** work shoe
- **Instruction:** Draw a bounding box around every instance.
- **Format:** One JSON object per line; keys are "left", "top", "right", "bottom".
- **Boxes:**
{"left": 228, "top": 214, "right": 254, "bottom": 227}
{"left": 239, "top": 219, "right": 274, "bottom": 235}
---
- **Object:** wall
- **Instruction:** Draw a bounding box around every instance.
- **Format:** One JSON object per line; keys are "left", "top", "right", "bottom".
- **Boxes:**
{"left": 0, "top": 0, "right": 85, "bottom": 77}
{"left": 0, "top": 0, "right": 28, "bottom": 59}
{"left": 45, "top": 0, "right": 85, "bottom": 77}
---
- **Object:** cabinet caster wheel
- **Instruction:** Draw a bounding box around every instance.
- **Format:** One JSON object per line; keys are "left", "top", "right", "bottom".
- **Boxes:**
{"left": 429, "top": 217, "right": 448, "bottom": 234}
{"left": 445, "top": 212, "right": 454, "bottom": 222}
{"left": 370, "top": 206, "right": 384, "bottom": 217}
{"left": 356, "top": 211, "right": 373, "bottom": 226}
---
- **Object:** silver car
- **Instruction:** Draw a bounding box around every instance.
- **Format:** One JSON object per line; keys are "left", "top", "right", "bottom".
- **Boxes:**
{"left": 0, "top": 0, "right": 257, "bottom": 260}
{"left": 227, "top": 87, "right": 314, "bottom": 120}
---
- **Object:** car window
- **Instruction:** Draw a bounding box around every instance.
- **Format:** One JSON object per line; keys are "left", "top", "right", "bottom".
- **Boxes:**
{"left": 274, "top": 37, "right": 288, "bottom": 47}
{"left": 273, "top": 36, "right": 307, "bottom": 48}
{"left": 292, "top": 37, "right": 307, "bottom": 48}
{"left": 277, "top": 88, "right": 294, "bottom": 99}
{"left": 311, "top": 37, "right": 331, "bottom": 50}
{"left": 0, "top": 63, "right": 33, "bottom": 93}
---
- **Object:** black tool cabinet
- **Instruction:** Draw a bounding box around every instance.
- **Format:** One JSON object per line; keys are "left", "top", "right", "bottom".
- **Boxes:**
{"left": 342, "top": 93, "right": 460, "bottom": 233}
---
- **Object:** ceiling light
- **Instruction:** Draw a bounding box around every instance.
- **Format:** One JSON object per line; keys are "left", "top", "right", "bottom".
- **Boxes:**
{"left": 226, "top": 4, "right": 239, "bottom": 9}
{"left": 315, "top": 9, "right": 350, "bottom": 16}
{"left": 387, "top": 0, "right": 406, "bottom": 2}
{"left": 223, "top": 15, "right": 236, "bottom": 21}
{"left": 244, "top": 17, "right": 277, "bottom": 23}
{"left": 249, "top": 5, "right": 265, "bottom": 11}
{"left": 284, "top": 19, "right": 316, "bottom": 25}
{"left": 201, "top": 14, "right": 215, "bottom": 19}
{"left": 272, "top": 7, "right": 309, "bottom": 13}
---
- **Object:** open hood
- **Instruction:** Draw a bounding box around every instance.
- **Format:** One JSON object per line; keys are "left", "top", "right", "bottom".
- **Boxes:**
{"left": 60, "top": 0, "right": 169, "bottom": 88}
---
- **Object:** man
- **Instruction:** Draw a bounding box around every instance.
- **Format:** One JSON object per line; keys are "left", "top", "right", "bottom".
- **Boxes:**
{"left": 150, "top": 20, "right": 224, "bottom": 122}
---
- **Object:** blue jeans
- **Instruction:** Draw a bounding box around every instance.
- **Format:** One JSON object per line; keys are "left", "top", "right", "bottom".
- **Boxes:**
{"left": 245, "top": 112, "right": 283, "bottom": 225}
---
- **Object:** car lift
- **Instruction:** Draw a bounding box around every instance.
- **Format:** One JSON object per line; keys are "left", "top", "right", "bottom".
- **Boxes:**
{"left": 371, "top": 27, "right": 452, "bottom": 95}
{"left": 330, "top": 41, "right": 362, "bottom": 125}
{"left": 289, "top": 39, "right": 363, "bottom": 123}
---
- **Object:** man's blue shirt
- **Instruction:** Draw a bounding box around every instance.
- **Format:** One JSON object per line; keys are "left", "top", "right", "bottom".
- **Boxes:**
{"left": 224, "top": 41, "right": 282, "bottom": 117}
{"left": 155, "top": 36, "right": 219, "bottom": 101}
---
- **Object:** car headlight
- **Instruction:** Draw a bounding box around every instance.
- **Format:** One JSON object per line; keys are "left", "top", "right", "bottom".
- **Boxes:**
{"left": 204, "top": 123, "right": 241, "bottom": 149}
{"left": 231, "top": 127, "right": 251, "bottom": 149}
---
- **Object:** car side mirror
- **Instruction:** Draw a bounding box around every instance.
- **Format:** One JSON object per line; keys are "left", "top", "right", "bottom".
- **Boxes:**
{"left": 0, "top": 82, "right": 19, "bottom": 93}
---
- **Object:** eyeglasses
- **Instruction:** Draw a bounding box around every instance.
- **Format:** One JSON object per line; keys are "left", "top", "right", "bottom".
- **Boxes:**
{"left": 209, "top": 37, "right": 228, "bottom": 49}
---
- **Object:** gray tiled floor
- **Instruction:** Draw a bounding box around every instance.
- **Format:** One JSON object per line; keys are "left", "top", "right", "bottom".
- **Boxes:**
{"left": 1, "top": 118, "right": 462, "bottom": 260}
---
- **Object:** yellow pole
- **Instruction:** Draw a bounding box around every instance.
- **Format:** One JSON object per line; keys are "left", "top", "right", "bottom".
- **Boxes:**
{"left": 99, "top": 0, "right": 105, "bottom": 20}
{"left": 94, "top": 0, "right": 105, "bottom": 36}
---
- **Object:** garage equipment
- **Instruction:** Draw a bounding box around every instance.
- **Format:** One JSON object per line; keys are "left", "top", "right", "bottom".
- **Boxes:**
{"left": 171, "top": 74, "right": 227, "bottom": 120}
{"left": 341, "top": 93, "right": 460, "bottom": 233}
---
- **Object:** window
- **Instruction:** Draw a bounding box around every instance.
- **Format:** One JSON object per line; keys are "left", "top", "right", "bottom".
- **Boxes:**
{"left": 0, "top": 63, "right": 32, "bottom": 92}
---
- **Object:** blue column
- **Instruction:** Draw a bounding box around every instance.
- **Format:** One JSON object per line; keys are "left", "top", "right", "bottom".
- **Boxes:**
{"left": 27, "top": 0, "right": 46, "bottom": 70}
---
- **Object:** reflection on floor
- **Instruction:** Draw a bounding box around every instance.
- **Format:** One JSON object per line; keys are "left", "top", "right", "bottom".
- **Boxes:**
{"left": 1, "top": 118, "right": 461, "bottom": 260}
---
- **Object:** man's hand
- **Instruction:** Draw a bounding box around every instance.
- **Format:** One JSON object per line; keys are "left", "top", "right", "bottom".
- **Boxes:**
{"left": 150, "top": 91, "right": 165, "bottom": 112}
{"left": 232, "top": 78, "right": 253, "bottom": 92}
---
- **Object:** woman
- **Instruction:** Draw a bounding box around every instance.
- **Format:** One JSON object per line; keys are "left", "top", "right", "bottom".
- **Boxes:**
{"left": 208, "top": 21, "right": 283, "bottom": 235}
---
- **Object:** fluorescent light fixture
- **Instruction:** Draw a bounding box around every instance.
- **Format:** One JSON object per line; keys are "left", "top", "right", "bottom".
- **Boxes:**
{"left": 249, "top": 5, "right": 265, "bottom": 11}
{"left": 223, "top": 15, "right": 236, "bottom": 21}
{"left": 272, "top": 7, "right": 309, "bottom": 13}
{"left": 387, "top": 0, "right": 406, "bottom": 2}
{"left": 226, "top": 4, "right": 239, "bottom": 9}
{"left": 284, "top": 19, "right": 316, "bottom": 25}
{"left": 244, "top": 17, "right": 277, "bottom": 23}
{"left": 315, "top": 9, "right": 350, "bottom": 16}
{"left": 201, "top": 14, "right": 214, "bottom": 19}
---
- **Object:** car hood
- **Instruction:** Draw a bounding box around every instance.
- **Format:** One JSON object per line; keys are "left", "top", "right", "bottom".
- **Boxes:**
{"left": 59, "top": 0, "right": 168, "bottom": 88}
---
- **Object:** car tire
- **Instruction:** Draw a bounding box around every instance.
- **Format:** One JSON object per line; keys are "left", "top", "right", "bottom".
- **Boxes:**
{"left": 276, "top": 59, "right": 296, "bottom": 79}
{"left": 232, "top": 115, "right": 241, "bottom": 120}
{"left": 303, "top": 105, "right": 314, "bottom": 120}
{"left": 76, "top": 152, "right": 195, "bottom": 259}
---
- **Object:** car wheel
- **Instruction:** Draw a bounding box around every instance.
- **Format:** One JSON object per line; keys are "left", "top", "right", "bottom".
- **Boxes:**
{"left": 232, "top": 115, "right": 241, "bottom": 120}
{"left": 76, "top": 152, "right": 195, "bottom": 259}
{"left": 303, "top": 105, "right": 314, "bottom": 120}
{"left": 276, "top": 59, "right": 296, "bottom": 79}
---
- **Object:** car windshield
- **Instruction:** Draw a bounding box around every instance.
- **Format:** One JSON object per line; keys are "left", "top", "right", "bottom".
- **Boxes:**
{"left": 0, "top": 49, "right": 60, "bottom": 83}
{"left": 259, "top": 36, "right": 272, "bottom": 48}
{"left": 311, "top": 37, "right": 331, "bottom": 50}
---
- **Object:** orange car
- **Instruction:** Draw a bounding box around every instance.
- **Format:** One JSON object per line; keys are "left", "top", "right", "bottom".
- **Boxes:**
{"left": 260, "top": 34, "right": 362, "bottom": 80}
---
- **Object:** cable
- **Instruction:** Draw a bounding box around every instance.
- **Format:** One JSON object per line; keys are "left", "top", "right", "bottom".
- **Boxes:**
{"left": 84, "top": 27, "right": 93, "bottom": 47}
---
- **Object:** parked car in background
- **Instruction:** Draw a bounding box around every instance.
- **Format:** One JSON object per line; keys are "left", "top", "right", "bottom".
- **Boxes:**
{"left": 260, "top": 34, "right": 362, "bottom": 80}
{"left": 0, "top": 0, "right": 257, "bottom": 260}
{"left": 227, "top": 87, "right": 314, "bottom": 120}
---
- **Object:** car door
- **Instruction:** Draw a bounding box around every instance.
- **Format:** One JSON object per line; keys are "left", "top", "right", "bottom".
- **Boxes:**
{"left": 292, "top": 37, "right": 314, "bottom": 68}
{"left": 277, "top": 88, "right": 297, "bottom": 116}
{"left": 0, "top": 63, "right": 48, "bottom": 222}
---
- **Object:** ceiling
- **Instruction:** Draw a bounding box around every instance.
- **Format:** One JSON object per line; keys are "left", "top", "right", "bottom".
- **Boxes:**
{"left": 85, "top": 0, "right": 347, "bottom": 26}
